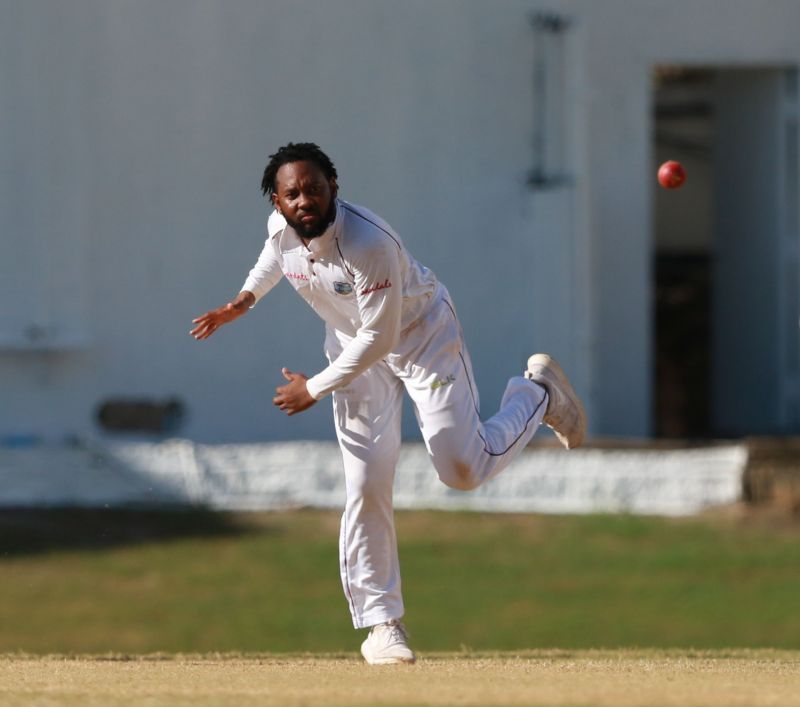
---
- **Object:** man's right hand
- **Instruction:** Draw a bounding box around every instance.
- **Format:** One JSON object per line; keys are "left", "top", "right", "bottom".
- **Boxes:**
{"left": 190, "top": 291, "right": 255, "bottom": 340}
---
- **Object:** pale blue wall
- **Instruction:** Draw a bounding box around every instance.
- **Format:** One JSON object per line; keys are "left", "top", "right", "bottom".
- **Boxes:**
{"left": 3, "top": 0, "right": 800, "bottom": 443}
{"left": 0, "top": 0, "right": 545, "bottom": 442}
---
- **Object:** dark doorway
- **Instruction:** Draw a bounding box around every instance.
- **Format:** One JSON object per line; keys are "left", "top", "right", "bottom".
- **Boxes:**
{"left": 652, "top": 66, "right": 800, "bottom": 438}
{"left": 652, "top": 67, "right": 714, "bottom": 438}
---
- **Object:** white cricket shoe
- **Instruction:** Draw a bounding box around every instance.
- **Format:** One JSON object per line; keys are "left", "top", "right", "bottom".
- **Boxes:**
{"left": 525, "top": 353, "right": 587, "bottom": 449}
{"left": 360, "top": 620, "right": 416, "bottom": 665}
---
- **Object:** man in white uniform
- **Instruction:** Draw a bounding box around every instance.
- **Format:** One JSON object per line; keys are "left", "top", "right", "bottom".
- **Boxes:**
{"left": 191, "top": 142, "right": 586, "bottom": 665}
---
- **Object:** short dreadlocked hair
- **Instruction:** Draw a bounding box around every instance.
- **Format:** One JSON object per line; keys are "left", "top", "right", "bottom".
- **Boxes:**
{"left": 261, "top": 142, "right": 338, "bottom": 197}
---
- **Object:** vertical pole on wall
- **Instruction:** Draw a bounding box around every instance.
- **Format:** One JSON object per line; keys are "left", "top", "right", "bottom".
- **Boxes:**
{"left": 529, "top": 11, "right": 572, "bottom": 190}
{"left": 778, "top": 67, "right": 800, "bottom": 430}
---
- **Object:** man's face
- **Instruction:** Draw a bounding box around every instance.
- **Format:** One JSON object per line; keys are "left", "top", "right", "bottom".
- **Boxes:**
{"left": 272, "top": 160, "right": 338, "bottom": 240}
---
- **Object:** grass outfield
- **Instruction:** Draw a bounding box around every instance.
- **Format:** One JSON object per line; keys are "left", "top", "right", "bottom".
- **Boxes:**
{"left": 3, "top": 651, "right": 800, "bottom": 707}
{"left": 1, "top": 508, "right": 800, "bottom": 653}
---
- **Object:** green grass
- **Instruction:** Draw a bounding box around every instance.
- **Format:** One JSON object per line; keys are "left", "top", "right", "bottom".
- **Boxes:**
{"left": 1, "top": 508, "right": 799, "bottom": 654}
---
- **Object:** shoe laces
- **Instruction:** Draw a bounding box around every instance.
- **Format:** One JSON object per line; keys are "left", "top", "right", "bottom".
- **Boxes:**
{"left": 525, "top": 370, "right": 564, "bottom": 422}
{"left": 379, "top": 620, "right": 410, "bottom": 645}
{"left": 542, "top": 388, "right": 575, "bottom": 428}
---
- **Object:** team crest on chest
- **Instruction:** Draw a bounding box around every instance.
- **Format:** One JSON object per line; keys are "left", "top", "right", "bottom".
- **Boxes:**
{"left": 334, "top": 281, "right": 353, "bottom": 295}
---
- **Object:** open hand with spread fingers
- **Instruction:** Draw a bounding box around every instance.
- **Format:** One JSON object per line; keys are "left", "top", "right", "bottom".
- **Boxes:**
{"left": 190, "top": 291, "right": 255, "bottom": 340}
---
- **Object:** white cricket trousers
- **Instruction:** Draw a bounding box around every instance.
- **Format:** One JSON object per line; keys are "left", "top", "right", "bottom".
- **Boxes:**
{"left": 326, "top": 287, "right": 548, "bottom": 629}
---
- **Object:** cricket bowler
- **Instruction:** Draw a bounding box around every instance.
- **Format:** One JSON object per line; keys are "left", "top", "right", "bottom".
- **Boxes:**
{"left": 191, "top": 142, "right": 586, "bottom": 664}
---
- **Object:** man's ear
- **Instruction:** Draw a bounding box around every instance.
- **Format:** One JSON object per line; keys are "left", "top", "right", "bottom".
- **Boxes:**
{"left": 271, "top": 193, "right": 282, "bottom": 214}
{"left": 329, "top": 178, "right": 339, "bottom": 200}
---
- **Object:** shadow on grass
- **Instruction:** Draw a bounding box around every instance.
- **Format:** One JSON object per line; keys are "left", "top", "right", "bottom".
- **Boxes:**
{"left": 0, "top": 507, "right": 266, "bottom": 557}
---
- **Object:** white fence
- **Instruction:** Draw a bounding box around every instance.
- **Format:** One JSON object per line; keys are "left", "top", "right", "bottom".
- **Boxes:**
{"left": 0, "top": 439, "right": 747, "bottom": 516}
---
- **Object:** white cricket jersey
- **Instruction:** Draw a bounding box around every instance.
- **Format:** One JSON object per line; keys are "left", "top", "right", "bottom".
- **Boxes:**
{"left": 241, "top": 199, "right": 439, "bottom": 400}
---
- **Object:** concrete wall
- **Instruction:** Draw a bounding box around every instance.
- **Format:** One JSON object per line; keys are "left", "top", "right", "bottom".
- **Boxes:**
{"left": 565, "top": 0, "right": 800, "bottom": 436}
{"left": 3, "top": 0, "right": 800, "bottom": 444}
{"left": 1, "top": 0, "right": 544, "bottom": 443}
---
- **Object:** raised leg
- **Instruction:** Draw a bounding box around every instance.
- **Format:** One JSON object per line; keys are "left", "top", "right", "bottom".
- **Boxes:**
{"left": 392, "top": 295, "right": 548, "bottom": 490}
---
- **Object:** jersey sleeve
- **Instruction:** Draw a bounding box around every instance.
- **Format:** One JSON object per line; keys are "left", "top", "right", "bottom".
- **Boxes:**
{"left": 240, "top": 211, "right": 286, "bottom": 304}
{"left": 305, "top": 239, "right": 402, "bottom": 399}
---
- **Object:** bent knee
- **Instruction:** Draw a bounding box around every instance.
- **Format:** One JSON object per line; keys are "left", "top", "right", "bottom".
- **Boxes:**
{"left": 436, "top": 458, "right": 482, "bottom": 491}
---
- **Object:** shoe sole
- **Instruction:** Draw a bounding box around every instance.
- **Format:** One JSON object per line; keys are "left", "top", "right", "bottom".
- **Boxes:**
{"left": 363, "top": 655, "right": 417, "bottom": 665}
{"left": 361, "top": 641, "right": 416, "bottom": 665}
{"left": 361, "top": 648, "right": 416, "bottom": 665}
{"left": 527, "top": 353, "right": 587, "bottom": 449}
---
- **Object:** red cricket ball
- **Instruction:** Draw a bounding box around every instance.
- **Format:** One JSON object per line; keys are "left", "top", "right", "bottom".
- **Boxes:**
{"left": 657, "top": 160, "right": 686, "bottom": 189}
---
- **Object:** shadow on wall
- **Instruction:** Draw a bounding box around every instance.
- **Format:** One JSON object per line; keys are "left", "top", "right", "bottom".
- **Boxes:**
{"left": 0, "top": 508, "right": 265, "bottom": 558}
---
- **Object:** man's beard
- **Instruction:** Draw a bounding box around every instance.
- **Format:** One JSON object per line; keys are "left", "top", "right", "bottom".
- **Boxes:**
{"left": 287, "top": 202, "right": 336, "bottom": 239}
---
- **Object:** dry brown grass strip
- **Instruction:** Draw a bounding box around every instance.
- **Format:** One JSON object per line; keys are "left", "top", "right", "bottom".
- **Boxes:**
{"left": 2, "top": 651, "right": 800, "bottom": 707}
